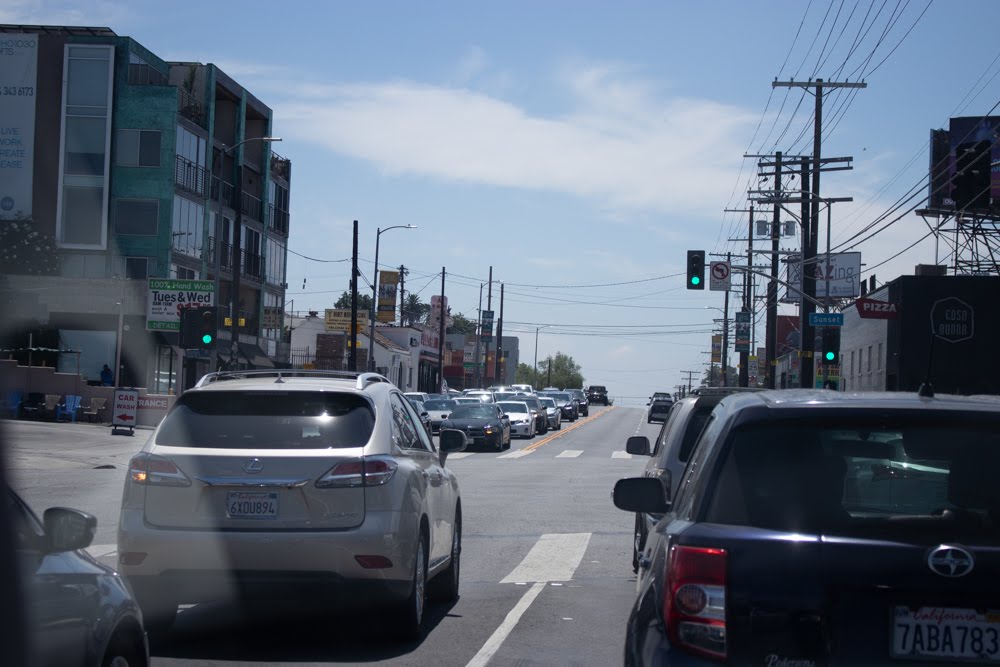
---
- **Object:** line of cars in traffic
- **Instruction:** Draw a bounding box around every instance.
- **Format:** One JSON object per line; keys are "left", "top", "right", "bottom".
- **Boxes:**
{"left": 613, "top": 385, "right": 1000, "bottom": 666}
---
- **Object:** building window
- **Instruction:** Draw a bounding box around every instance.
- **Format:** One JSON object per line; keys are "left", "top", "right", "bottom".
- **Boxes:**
{"left": 57, "top": 45, "right": 114, "bottom": 249}
{"left": 171, "top": 195, "right": 204, "bottom": 259}
{"left": 877, "top": 343, "right": 883, "bottom": 371}
{"left": 125, "top": 257, "right": 149, "bottom": 279}
{"left": 114, "top": 199, "right": 159, "bottom": 235}
{"left": 153, "top": 344, "right": 176, "bottom": 394}
{"left": 116, "top": 129, "right": 161, "bottom": 167}
{"left": 868, "top": 346, "right": 873, "bottom": 373}
{"left": 265, "top": 236, "right": 285, "bottom": 286}
{"left": 175, "top": 125, "right": 206, "bottom": 169}
{"left": 170, "top": 263, "right": 197, "bottom": 280}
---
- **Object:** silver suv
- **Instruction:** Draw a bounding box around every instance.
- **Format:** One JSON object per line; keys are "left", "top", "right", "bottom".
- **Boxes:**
{"left": 117, "top": 370, "right": 467, "bottom": 640}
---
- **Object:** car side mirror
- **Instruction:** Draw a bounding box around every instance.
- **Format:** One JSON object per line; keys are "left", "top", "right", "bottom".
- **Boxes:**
{"left": 612, "top": 478, "right": 671, "bottom": 514}
{"left": 626, "top": 435, "right": 651, "bottom": 456}
{"left": 43, "top": 507, "right": 96, "bottom": 553}
{"left": 439, "top": 428, "right": 468, "bottom": 455}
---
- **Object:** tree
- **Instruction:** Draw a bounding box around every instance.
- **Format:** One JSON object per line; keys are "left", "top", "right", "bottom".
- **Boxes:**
{"left": 514, "top": 362, "right": 536, "bottom": 385}
{"left": 702, "top": 364, "right": 739, "bottom": 388}
{"left": 402, "top": 294, "right": 429, "bottom": 327}
{"left": 0, "top": 216, "right": 59, "bottom": 276}
{"left": 447, "top": 312, "right": 476, "bottom": 335}
{"left": 537, "top": 352, "right": 584, "bottom": 389}
{"left": 333, "top": 291, "right": 372, "bottom": 313}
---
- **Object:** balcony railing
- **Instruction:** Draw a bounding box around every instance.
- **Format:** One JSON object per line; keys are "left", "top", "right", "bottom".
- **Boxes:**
{"left": 174, "top": 155, "right": 208, "bottom": 196}
{"left": 267, "top": 204, "right": 290, "bottom": 235}
{"left": 177, "top": 88, "right": 205, "bottom": 126}
{"left": 210, "top": 176, "right": 236, "bottom": 208}
{"left": 241, "top": 192, "right": 263, "bottom": 222}
{"left": 128, "top": 63, "right": 168, "bottom": 86}
{"left": 241, "top": 249, "right": 263, "bottom": 281}
{"left": 220, "top": 241, "right": 233, "bottom": 271}
{"left": 270, "top": 152, "right": 291, "bottom": 181}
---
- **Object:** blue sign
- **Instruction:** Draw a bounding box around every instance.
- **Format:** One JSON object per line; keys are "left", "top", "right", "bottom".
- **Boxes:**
{"left": 809, "top": 312, "right": 844, "bottom": 327}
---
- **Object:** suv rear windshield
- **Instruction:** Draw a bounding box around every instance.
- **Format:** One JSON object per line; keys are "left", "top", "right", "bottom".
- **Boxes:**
{"left": 705, "top": 416, "right": 1000, "bottom": 539}
{"left": 156, "top": 391, "right": 376, "bottom": 449}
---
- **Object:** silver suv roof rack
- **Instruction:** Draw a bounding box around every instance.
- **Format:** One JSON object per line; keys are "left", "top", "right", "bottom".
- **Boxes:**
{"left": 194, "top": 369, "right": 392, "bottom": 390}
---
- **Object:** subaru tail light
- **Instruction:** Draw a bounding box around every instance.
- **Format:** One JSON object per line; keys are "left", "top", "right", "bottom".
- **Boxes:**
{"left": 663, "top": 545, "right": 727, "bottom": 660}
{"left": 316, "top": 456, "right": 398, "bottom": 488}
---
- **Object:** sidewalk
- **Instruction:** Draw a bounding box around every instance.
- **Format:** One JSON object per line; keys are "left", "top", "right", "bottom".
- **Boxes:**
{"left": 1, "top": 419, "right": 147, "bottom": 471}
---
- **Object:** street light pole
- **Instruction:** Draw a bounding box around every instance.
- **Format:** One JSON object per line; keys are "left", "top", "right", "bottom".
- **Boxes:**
{"left": 225, "top": 136, "right": 281, "bottom": 370}
{"left": 368, "top": 224, "right": 417, "bottom": 371}
{"left": 533, "top": 325, "right": 549, "bottom": 388}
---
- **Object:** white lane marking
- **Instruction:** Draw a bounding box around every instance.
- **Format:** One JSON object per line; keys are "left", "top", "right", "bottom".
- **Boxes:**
{"left": 497, "top": 449, "right": 534, "bottom": 459}
{"left": 448, "top": 452, "right": 475, "bottom": 460}
{"left": 612, "top": 450, "right": 633, "bottom": 459}
{"left": 555, "top": 450, "right": 583, "bottom": 458}
{"left": 500, "top": 533, "right": 591, "bottom": 584}
{"left": 465, "top": 582, "right": 546, "bottom": 667}
{"left": 85, "top": 543, "right": 117, "bottom": 558}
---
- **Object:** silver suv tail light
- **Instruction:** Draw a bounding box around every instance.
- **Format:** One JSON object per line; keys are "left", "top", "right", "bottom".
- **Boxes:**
{"left": 316, "top": 456, "right": 398, "bottom": 488}
{"left": 128, "top": 453, "right": 191, "bottom": 487}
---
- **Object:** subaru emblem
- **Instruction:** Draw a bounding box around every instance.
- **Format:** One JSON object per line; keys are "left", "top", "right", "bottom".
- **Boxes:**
{"left": 927, "top": 545, "right": 974, "bottom": 578}
{"left": 243, "top": 458, "right": 264, "bottom": 474}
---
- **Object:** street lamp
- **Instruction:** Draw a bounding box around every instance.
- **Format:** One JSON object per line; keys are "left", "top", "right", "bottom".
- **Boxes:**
{"left": 223, "top": 136, "right": 281, "bottom": 370}
{"left": 369, "top": 224, "right": 418, "bottom": 371}
{"left": 533, "top": 325, "right": 550, "bottom": 388}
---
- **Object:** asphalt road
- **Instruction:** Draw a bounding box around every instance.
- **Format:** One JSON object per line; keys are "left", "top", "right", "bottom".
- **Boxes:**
{"left": 3, "top": 405, "right": 659, "bottom": 666}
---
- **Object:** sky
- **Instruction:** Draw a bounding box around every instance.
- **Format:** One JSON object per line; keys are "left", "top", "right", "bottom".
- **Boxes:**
{"left": 5, "top": 0, "right": 1000, "bottom": 404}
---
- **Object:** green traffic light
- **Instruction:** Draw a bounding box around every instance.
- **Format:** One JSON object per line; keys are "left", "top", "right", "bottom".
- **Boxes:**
{"left": 202, "top": 334, "right": 213, "bottom": 345}
{"left": 825, "top": 351, "right": 835, "bottom": 361}
{"left": 691, "top": 276, "right": 701, "bottom": 285}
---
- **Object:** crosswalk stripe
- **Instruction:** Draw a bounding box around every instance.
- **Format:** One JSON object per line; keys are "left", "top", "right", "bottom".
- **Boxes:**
{"left": 611, "top": 450, "right": 632, "bottom": 459}
{"left": 447, "top": 452, "right": 475, "bottom": 459}
{"left": 497, "top": 449, "right": 533, "bottom": 459}
{"left": 500, "top": 532, "right": 592, "bottom": 583}
{"left": 555, "top": 450, "right": 583, "bottom": 458}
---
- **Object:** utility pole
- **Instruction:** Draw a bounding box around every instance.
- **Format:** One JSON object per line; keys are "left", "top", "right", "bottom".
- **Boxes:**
{"left": 349, "top": 220, "right": 359, "bottom": 371}
{"left": 741, "top": 206, "right": 753, "bottom": 387}
{"left": 437, "top": 267, "right": 446, "bottom": 392}
{"left": 765, "top": 152, "right": 782, "bottom": 389}
{"left": 484, "top": 266, "right": 492, "bottom": 384}
{"left": 722, "top": 252, "right": 730, "bottom": 387}
{"left": 397, "top": 264, "right": 407, "bottom": 327}
{"left": 494, "top": 283, "right": 504, "bottom": 383}
{"left": 681, "top": 370, "right": 697, "bottom": 395}
{"left": 773, "top": 78, "right": 865, "bottom": 388}
{"left": 474, "top": 283, "right": 483, "bottom": 388}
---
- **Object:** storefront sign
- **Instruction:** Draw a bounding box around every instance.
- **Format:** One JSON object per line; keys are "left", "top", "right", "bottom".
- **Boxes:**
{"left": 146, "top": 279, "right": 214, "bottom": 331}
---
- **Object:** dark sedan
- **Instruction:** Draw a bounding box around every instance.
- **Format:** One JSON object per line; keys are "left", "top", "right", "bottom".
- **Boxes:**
{"left": 10, "top": 488, "right": 149, "bottom": 666}
{"left": 544, "top": 392, "right": 579, "bottom": 421}
{"left": 440, "top": 403, "right": 511, "bottom": 452}
{"left": 615, "top": 390, "right": 1000, "bottom": 666}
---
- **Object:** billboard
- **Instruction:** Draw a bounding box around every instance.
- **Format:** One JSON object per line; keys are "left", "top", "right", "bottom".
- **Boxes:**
{"left": 0, "top": 34, "right": 37, "bottom": 217}
{"left": 146, "top": 279, "right": 214, "bottom": 331}
{"left": 711, "top": 335, "right": 722, "bottom": 364}
{"left": 927, "top": 116, "right": 999, "bottom": 213}
{"left": 324, "top": 308, "right": 368, "bottom": 333}
{"left": 377, "top": 270, "right": 399, "bottom": 323}
{"left": 784, "top": 252, "right": 862, "bottom": 302}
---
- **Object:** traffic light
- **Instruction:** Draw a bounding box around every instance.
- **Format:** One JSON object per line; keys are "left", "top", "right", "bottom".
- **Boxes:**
{"left": 181, "top": 306, "right": 217, "bottom": 350}
{"left": 686, "top": 250, "right": 705, "bottom": 290}
{"left": 820, "top": 327, "right": 841, "bottom": 366}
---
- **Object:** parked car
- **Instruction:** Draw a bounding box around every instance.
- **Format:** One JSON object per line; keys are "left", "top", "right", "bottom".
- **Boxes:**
{"left": 117, "top": 370, "right": 468, "bottom": 641}
{"left": 440, "top": 403, "right": 511, "bottom": 451}
{"left": 568, "top": 388, "right": 589, "bottom": 416}
{"left": 404, "top": 392, "right": 430, "bottom": 403}
{"left": 537, "top": 396, "right": 562, "bottom": 430}
{"left": 614, "top": 389, "right": 1000, "bottom": 666}
{"left": 422, "top": 398, "right": 458, "bottom": 434}
{"left": 10, "top": 487, "right": 149, "bottom": 666}
{"left": 586, "top": 385, "right": 609, "bottom": 405}
{"left": 496, "top": 401, "right": 536, "bottom": 438}
{"left": 625, "top": 388, "right": 760, "bottom": 572}
{"left": 406, "top": 398, "right": 434, "bottom": 436}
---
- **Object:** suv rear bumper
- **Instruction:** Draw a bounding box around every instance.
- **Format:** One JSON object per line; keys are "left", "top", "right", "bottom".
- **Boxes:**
{"left": 118, "top": 507, "right": 418, "bottom": 593}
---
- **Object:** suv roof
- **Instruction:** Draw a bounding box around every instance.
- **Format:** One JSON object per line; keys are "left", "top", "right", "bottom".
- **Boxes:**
{"left": 192, "top": 370, "right": 393, "bottom": 393}
{"left": 720, "top": 388, "right": 1000, "bottom": 413}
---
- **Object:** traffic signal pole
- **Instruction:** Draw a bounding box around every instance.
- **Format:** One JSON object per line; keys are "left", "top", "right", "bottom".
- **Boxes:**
{"left": 765, "top": 152, "right": 781, "bottom": 389}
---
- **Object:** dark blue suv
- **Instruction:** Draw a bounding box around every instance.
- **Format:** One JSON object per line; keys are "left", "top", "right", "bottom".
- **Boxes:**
{"left": 614, "top": 390, "right": 1000, "bottom": 665}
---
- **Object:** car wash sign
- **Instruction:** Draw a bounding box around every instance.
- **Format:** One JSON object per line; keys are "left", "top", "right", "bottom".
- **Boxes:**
{"left": 146, "top": 279, "right": 215, "bottom": 331}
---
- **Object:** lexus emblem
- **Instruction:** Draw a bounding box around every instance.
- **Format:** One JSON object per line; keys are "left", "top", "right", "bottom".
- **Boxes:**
{"left": 243, "top": 458, "right": 264, "bottom": 474}
{"left": 927, "top": 545, "right": 974, "bottom": 578}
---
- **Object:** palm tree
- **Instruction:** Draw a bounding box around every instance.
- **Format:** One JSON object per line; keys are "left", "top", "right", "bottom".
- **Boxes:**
{"left": 402, "top": 294, "right": 429, "bottom": 327}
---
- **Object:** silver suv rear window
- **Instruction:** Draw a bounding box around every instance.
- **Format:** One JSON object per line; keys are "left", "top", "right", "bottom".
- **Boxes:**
{"left": 156, "top": 391, "right": 375, "bottom": 449}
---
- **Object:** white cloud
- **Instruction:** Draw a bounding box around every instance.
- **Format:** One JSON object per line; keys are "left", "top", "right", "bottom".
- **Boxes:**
{"left": 272, "top": 63, "right": 758, "bottom": 217}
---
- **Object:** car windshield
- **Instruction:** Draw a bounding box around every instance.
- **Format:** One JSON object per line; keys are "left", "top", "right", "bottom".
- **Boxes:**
{"left": 705, "top": 418, "right": 1000, "bottom": 539}
{"left": 550, "top": 393, "right": 571, "bottom": 402}
{"left": 155, "top": 391, "right": 375, "bottom": 449}
{"left": 498, "top": 402, "right": 529, "bottom": 414}
{"left": 539, "top": 398, "right": 556, "bottom": 408}
{"left": 424, "top": 400, "right": 456, "bottom": 411}
{"left": 449, "top": 405, "right": 495, "bottom": 420}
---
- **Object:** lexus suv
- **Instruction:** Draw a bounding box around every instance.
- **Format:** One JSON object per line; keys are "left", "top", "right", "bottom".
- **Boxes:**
{"left": 118, "top": 370, "right": 468, "bottom": 640}
{"left": 614, "top": 390, "right": 1000, "bottom": 665}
